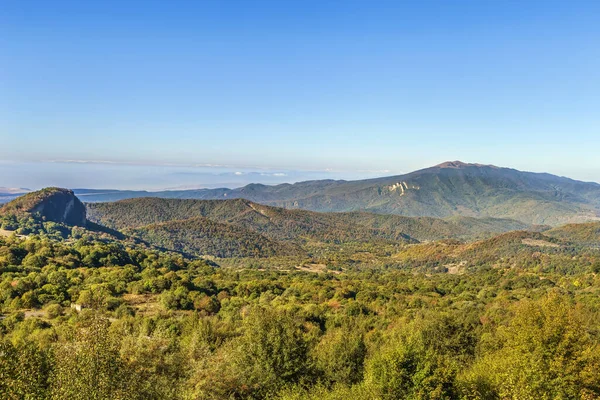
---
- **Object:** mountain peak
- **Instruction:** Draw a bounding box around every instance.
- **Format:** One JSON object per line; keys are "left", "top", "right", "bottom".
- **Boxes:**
{"left": 434, "top": 161, "right": 497, "bottom": 169}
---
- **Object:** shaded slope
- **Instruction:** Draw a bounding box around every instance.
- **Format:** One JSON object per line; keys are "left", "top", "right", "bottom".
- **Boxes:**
{"left": 0, "top": 187, "right": 86, "bottom": 226}
{"left": 129, "top": 216, "right": 300, "bottom": 258}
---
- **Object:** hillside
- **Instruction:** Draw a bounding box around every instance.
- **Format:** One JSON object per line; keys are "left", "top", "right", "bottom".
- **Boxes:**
{"left": 87, "top": 197, "right": 536, "bottom": 245}
{"left": 128, "top": 216, "right": 301, "bottom": 258}
{"left": 0, "top": 187, "right": 86, "bottom": 226}
{"left": 4, "top": 188, "right": 595, "bottom": 260}
{"left": 392, "top": 230, "right": 578, "bottom": 274}
{"left": 546, "top": 222, "right": 600, "bottom": 247}
{"left": 74, "top": 162, "right": 600, "bottom": 225}
{"left": 0, "top": 189, "right": 303, "bottom": 257}
{"left": 337, "top": 212, "right": 534, "bottom": 242}
{"left": 87, "top": 198, "right": 414, "bottom": 254}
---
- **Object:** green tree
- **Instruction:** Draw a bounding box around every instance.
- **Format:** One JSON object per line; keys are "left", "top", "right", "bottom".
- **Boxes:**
{"left": 363, "top": 314, "right": 474, "bottom": 400}
{"left": 50, "top": 315, "right": 134, "bottom": 400}
{"left": 234, "top": 307, "right": 309, "bottom": 397}
{"left": 460, "top": 293, "right": 600, "bottom": 400}
{"left": 313, "top": 323, "right": 366, "bottom": 385}
{"left": 0, "top": 340, "right": 51, "bottom": 400}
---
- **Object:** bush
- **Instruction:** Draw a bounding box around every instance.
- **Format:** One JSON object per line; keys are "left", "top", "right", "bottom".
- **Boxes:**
{"left": 45, "top": 303, "right": 63, "bottom": 319}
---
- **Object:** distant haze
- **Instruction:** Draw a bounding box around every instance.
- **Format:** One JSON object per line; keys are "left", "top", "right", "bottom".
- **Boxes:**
{"left": 0, "top": 160, "right": 395, "bottom": 191}
{"left": 0, "top": 159, "right": 598, "bottom": 192}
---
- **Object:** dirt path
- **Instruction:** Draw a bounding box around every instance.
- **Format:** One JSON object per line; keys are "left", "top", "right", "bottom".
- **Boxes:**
{"left": 0, "top": 229, "right": 28, "bottom": 239}
{"left": 0, "top": 229, "right": 14, "bottom": 237}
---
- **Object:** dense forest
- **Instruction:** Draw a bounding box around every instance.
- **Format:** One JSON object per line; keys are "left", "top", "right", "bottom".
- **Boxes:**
{"left": 1, "top": 189, "right": 600, "bottom": 399}
{"left": 86, "top": 197, "right": 546, "bottom": 258}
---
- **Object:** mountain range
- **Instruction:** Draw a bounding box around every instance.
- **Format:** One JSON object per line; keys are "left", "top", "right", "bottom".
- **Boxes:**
{"left": 1, "top": 182, "right": 599, "bottom": 259}
{"left": 0, "top": 187, "right": 539, "bottom": 258}
{"left": 64, "top": 162, "right": 600, "bottom": 226}
{"left": 2, "top": 161, "right": 600, "bottom": 228}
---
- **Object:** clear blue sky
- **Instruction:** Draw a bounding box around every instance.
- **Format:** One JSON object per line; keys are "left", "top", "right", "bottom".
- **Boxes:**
{"left": 1, "top": 0, "right": 600, "bottom": 189}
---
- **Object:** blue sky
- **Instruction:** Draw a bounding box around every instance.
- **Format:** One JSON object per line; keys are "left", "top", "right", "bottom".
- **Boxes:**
{"left": 1, "top": 0, "right": 600, "bottom": 189}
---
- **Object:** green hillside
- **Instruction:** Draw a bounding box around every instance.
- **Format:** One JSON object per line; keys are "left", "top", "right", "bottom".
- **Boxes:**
{"left": 338, "top": 212, "right": 535, "bottom": 241}
{"left": 4, "top": 188, "right": 596, "bottom": 262}
{"left": 128, "top": 216, "right": 301, "bottom": 258}
{"left": 87, "top": 197, "right": 539, "bottom": 248}
{"left": 87, "top": 197, "right": 412, "bottom": 244}
{"left": 391, "top": 230, "right": 587, "bottom": 274}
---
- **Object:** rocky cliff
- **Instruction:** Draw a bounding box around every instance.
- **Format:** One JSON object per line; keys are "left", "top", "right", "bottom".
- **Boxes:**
{"left": 0, "top": 187, "right": 86, "bottom": 226}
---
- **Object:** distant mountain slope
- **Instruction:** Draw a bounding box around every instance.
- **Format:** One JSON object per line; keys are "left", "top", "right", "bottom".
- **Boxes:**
{"left": 546, "top": 222, "right": 600, "bottom": 247}
{"left": 76, "top": 162, "right": 600, "bottom": 225}
{"left": 87, "top": 197, "right": 535, "bottom": 244}
{"left": 337, "top": 213, "right": 535, "bottom": 242}
{"left": 8, "top": 188, "right": 594, "bottom": 261}
{"left": 393, "top": 230, "right": 569, "bottom": 273}
{"left": 0, "top": 189, "right": 300, "bottom": 257}
{"left": 5, "top": 187, "right": 588, "bottom": 261}
{"left": 129, "top": 216, "right": 300, "bottom": 258}
{"left": 87, "top": 198, "right": 414, "bottom": 245}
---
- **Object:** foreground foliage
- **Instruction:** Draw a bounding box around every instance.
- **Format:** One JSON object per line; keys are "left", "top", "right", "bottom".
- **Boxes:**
{"left": 1, "top": 231, "right": 600, "bottom": 399}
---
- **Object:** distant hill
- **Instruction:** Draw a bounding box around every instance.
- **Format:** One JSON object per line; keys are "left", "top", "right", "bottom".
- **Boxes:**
{"left": 3, "top": 187, "right": 598, "bottom": 261}
{"left": 129, "top": 216, "right": 301, "bottom": 258}
{"left": 546, "top": 222, "right": 600, "bottom": 247}
{"left": 73, "top": 162, "right": 600, "bottom": 226}
{"left": 87, "top": 197, "right": 538, "bottom": 250}
{"left": 339, "top": 212, "right": 538, "bottom": 241}
{"left": 0, "top": 187, "right": 86, "bottom": 226}
{"left": 392, "top": 230, "right": 570, "bottom": 273}
{"left": 87, "top": 198, "right": 415, "bottom": 246}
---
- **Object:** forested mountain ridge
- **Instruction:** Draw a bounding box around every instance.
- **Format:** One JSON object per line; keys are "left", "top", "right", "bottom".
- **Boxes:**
{"left": 70, "top": 161, "right": 600, "bottom": 225}
{"left": 87, "top": 198, "right": 415, "bottom": 257}
{"left": 2, "top": 188, "right": 597, "bottom": 260}
{"left": 86, "top": 197, "right": 537, "bottom": 245}
{"left": 128, "top": 216, "right": 302, "bottom": 258}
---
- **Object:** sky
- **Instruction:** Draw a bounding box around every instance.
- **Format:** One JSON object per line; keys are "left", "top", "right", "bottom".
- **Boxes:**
{"left": 1, "top": 0, "right": 600, "bottom": 190}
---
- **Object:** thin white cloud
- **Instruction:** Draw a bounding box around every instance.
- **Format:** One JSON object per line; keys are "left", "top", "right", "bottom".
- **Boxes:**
{"left": 27, "top": 159, "right": 402, "bottom": 177}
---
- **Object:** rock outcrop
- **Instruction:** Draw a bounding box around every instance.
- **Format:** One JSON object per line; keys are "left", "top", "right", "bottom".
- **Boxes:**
{"left": 0, "top": 187, "right": 86, "bottom": 226}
